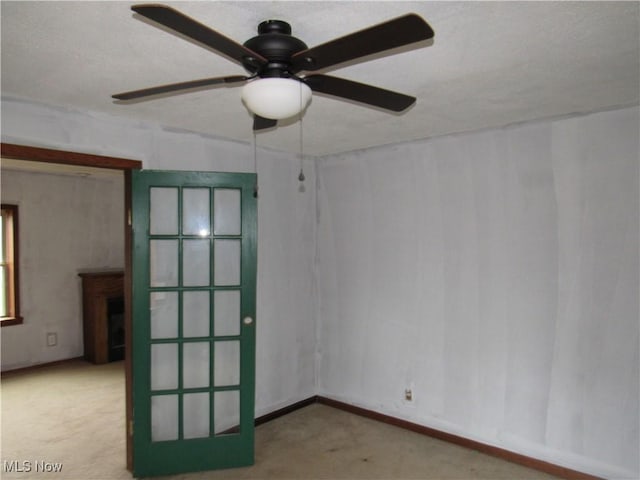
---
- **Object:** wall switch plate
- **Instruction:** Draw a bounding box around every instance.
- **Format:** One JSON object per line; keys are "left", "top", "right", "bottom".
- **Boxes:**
{"left": 404, "top": 388, "right": 413, "bottom": 401}
{"left": 46, "top": 332, "right": 57, "bottom": 347}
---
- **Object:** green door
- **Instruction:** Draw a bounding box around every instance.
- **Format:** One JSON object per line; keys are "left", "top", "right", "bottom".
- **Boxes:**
{"left": 131, "top": 170, "right": 257, "bottom": 477}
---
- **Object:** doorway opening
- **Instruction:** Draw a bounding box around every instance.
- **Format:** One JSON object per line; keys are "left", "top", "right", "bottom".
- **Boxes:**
{"left": 1, "top": 142, "right": 141, "bottom": 470}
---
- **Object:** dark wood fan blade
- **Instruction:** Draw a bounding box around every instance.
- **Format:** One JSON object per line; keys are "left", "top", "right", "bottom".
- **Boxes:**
{"left": 253, "top": 115, "right": 278, "bottom": 131}
{"left": 112, "top": 75, "right": 247, "bottom": 100}
{"left": 131, "top": 4, "right": 267, "bottom": 67}
{"left": 303, "top": 75, "right": 415, "bottom": 112}
{"left": 292, "top": 14, "right": 433, "bottom": 72}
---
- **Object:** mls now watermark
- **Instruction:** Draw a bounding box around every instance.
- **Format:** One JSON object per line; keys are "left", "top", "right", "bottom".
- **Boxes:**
{"left": 3, "top": 460, "right": 64, "bottom": 473}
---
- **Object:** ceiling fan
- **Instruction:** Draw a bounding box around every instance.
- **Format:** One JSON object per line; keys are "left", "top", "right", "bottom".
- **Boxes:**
{"left": 112, "top": 4, "right": 434, "bottom": 131}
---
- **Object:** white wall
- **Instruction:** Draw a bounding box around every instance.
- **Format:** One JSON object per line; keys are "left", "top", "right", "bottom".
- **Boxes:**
{"left": 315, "top": 107, "right": 639, "bottom": 479}
{"left": 1, "top": 168, "right": 124, "bottom": 369}
{"left": 3, "top": 95, "right": 638, "bottom": 478}
{"left": 1, "top": 96, "right": 318, "bottom": 414}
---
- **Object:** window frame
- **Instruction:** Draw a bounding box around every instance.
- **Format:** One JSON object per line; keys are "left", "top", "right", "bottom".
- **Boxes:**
{"left": 1, "top": 204, "right": 22, "bottom": 326}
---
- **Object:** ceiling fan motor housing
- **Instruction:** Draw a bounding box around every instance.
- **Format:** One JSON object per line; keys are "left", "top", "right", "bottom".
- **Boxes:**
{"left": 242, "top": 20, "right": 308, "bottom": 77}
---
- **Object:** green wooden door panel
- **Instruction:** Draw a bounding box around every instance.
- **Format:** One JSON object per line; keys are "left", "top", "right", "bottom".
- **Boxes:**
{"left": 131, "top": 170, "right": 257, "bottom": 478}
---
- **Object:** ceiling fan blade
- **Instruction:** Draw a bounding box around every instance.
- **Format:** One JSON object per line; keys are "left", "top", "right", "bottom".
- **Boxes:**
{"left": 292, "top": 14, "right": 433, "bottom": 72}
{"left": 112, "top": 75, "right": 247, "bottom": 100}
{"left": 253, "top": 115, "right": 278, "bottom": 131}
{"left": 303, "top": 75, "right": 415, "bottom": 112}
{"left": 131, "top": 4, "right": 267, "bottom": 67}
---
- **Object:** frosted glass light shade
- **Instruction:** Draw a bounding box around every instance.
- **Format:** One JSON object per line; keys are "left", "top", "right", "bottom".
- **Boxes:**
{"left": 241, "top": 78, "right": 311, "bottom": 120}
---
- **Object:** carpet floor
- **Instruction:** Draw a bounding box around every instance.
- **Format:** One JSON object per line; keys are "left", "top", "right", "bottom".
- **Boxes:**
{"left": 1, "top": 359, "right": 559, "bottom": 480}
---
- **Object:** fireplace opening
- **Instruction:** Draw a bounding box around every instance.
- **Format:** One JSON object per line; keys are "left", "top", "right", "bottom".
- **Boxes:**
{"left": 107, "top": 296, "right": 125, "bottom": 362}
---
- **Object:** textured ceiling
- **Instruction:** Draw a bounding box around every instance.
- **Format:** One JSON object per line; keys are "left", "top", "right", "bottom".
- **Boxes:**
{"left": 2, "top": 1, "right": 638, "bottom": 156}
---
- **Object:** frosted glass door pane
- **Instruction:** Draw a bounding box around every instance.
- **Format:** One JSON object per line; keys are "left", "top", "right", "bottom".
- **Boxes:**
{"left": 214, "top": 189, "right": 241, "bottom": 235}
{"left": 214, "top": 240, "right": 241, "bottom": 286}
{"left": 214, "top": 390, "right": 240, "bottom": 435}
{"left": 151, "top": 395, "right": 178, "bottom": 441}
{"left": 183, "top": 188, "right": 210, "bottom": 236}
{"left": 151, "top": 344, "right": 178, "bottom": 390}
{"left": 183, "top": 342, "right": 210, "bottom": 388}
{"left": 150, "top": 187, "right": 178, "bottom": 235}
{"left": 214, "top": 341, "right": 240, "bottom": 386}
{"left": 150, "top": 240, "right": 178, "bottom": 287}
{"left": 183, "top": 392, "right": 210, "bottom": 439}
{"left": 183, "top": 240, "right": 210, "bottom": 287}
{"left": 214, "top": 290, "right": 240, "bottom": 336}
{"left": 183, "top": 291, "right": 209, "bottom": 337}
{"left": 150, "top": 291, "right": 178, "bottom": 339}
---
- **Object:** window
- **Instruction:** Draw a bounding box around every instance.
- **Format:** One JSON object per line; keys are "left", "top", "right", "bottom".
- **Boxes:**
{"left": 1, "top": 204, "right": 22, "bottom": 326}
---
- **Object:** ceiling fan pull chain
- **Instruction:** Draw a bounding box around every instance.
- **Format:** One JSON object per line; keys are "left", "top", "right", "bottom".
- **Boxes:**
{"left": 253, "top": 131, "right": 259, "bottom": 198}
{"left": 298, "top": 125, "right": 305, "bottom": 183}
{"left": 298, "top": 81, "right": 306, "bottom": 183}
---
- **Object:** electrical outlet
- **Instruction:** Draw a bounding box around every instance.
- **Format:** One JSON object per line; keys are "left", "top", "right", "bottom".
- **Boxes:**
{"left": 46, "top": 332, "right": 57, "bottom": 347}
{"left": 404, "top": 388, "right": 413, "bottom": 401}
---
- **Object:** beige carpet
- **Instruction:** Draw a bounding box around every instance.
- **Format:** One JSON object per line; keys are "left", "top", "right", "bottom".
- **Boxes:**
{"left": 1, "top": 360, "right": 559, "bottom": 480}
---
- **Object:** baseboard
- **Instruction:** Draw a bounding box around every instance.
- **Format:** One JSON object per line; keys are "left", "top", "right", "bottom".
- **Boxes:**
{"left": 255, "top": 396, "right": 318, "bottom": 426}
{"left": 1, "top": 356, "right": 85, "bottom": 376}
{"left": 215, "top": 398, "right": 319, "bottom": 435}
{"left": 314, "top": 396, "right": 604, "bottom": 480}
